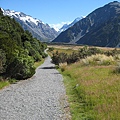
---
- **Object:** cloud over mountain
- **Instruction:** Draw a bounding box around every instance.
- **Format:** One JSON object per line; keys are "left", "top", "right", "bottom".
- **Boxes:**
{"left": 49, "top": 21, "right": 71, "bottom": 31}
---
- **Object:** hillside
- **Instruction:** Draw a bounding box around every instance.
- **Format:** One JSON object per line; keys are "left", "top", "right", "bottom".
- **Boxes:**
{"left": 53, "top": 1, "right": 120, "bottom": 47}
{"left": 59, "top": 17, "right": 81, "bottom": 32}
{"left": 0, "top": 8, "right": 47, "bottom": 80}
{"left": 77, "top": 15, "right": 120, "bottom": 47}
{"left": 2, "top": 9, "right": 58, "bottom": 42}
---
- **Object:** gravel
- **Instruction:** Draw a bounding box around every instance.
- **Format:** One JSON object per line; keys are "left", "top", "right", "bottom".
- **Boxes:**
{"left": 0, "top": 55, "right": 71, "bottom": 120}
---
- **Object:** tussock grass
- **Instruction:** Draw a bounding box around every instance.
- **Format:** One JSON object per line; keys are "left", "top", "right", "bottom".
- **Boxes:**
{"left": 81, "top": 54, "right": 115, "bottom": 66}
{"left": 59, "top": 63, "right": 67, "bottom": 72}
{"left": 50, "top": 46, "right": 120, "bottom": 119}
{"left": 61, "top": 61, "right": 120, "bottom": 120}
{"left": 34, "top": 59, "right": 44, "bottom": 69}
{"left": 53, "top": 48, "right": 75, "bottom": 55}
{"left": 114, "top": 54, "right": 120, "bottom": 60}
{"left": 114, "top": 62, "right": 120, "bottom": 73}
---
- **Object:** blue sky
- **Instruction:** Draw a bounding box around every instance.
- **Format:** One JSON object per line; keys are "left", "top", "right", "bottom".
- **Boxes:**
{"left": 1, "top": 0, "right": 120, "bottom": 30}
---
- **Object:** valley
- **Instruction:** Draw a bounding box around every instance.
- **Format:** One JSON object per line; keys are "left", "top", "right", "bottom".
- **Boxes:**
{"left": 1, "top": 1, "right": 120, "bottom": 120}
{"left": 48, "top": 45, "right": 120, "bottom": 119}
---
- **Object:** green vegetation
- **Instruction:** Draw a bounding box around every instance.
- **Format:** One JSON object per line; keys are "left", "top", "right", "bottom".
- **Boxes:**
{"left": 50, "top": 46, "right": 120, "bottom": 120}
{"left": 0, "top": 8, "right": 47, "bottom": 84}
{"left": 81, "top": 54, "right": 115, "bottom": 66}
{"left": 51, "top": 46, "right": 112, "bottom": 65}
{"left": 61, "top": 64, "right": 120, "bottom": 120}
{"left": 0, "top": 81, "right": 9, "bottom": 89}
{"left": 34, "top": 59, "right": 44, "bottom": 69}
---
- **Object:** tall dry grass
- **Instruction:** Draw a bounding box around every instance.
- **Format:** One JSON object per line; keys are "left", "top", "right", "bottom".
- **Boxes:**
{"left": 81, "top": 54, "right": 115, "bottom": 66}
{"left": 61, "top": 60, "right": 120, "bottom": 119}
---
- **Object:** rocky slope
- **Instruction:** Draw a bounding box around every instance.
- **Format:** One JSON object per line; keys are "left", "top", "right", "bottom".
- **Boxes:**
{"left": 59, "top": 17, "right": 81, "bottom": 32}
{"left": 53, "top": 1, "right": 120, "bottom": 47}
{"left": 2, "top": 9, "right": 58, "bottom": 42}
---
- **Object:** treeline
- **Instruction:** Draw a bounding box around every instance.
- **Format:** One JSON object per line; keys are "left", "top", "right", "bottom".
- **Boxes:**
{"left": 0, "top": 8, "right": 47, "bottom": 80}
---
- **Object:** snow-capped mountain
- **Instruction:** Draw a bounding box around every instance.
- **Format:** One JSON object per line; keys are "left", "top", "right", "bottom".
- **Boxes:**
{"left": 59, "top": 17, "right": 81, "bottom": 32}
{"left": 2, "top": 8, "right": 58, "bottom": 42}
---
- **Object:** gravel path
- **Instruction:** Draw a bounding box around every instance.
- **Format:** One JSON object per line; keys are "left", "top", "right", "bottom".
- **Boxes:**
{"left": 0, "top": 55, "right": 71, "bottom": 120}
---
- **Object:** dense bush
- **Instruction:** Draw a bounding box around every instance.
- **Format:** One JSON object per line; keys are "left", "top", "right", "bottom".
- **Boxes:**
{"left": 6, "top": 56, "right": 35, "bottom": 79}
{"left": 52, "top": 46, "right": 103, "bottom": 65}
{"left": 48, "top": 47, "right": 54, "bottom": 52}
{"left": 0, "top": 8, "right": 47, "bottom": 79}
{"left": 52, "top": 51, "right": 67, "bottom": 65}
{"left": 105, "top": 48, "right": 120, "bottom": 56}
{"left": 78, "top": 46, "right": 102, "bottom": 59}
{"left": 67, "top": 52, "right": 79, "bottom": 64}
{"left": 0, "top": 49, "right": 6, "bottom": 74}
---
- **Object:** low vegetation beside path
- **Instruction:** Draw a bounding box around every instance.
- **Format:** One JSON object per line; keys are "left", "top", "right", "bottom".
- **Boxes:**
{"left": 49, "top": 46, "right": 120, "bottom": 120}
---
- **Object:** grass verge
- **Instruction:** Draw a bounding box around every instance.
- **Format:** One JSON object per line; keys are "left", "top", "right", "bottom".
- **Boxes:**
{"left": 0, "top": 81, "right": 9, "bottom": 89}
{"left": 34, "top": 59, "right": 44, "bottom": 69}
{"left": 60, "top": 63, "right": 120, "bottom": 120}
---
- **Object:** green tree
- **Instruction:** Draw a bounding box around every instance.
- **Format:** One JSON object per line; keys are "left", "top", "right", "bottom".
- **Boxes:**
{"left": 0, "top": 49, "right": 6, "bottom": 74}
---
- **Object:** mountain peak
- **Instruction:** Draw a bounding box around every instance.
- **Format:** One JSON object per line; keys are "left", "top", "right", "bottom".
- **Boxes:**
{"left": 59, "top": 17, "right": 81, "bottom": 32}
{"left": 110, "top": 1, "right": 119, "bottom": 3}
{"left": 2, "top": 9, "right": 41, "bottom": 25}
{"left": 105, "top": 1, "right": 120, "bottom": 7}
{"left": 2, "top": 8, "right": 58, "bottom": 42}
{"left": 53, "top": 1, "right": 120, "bottom": 47}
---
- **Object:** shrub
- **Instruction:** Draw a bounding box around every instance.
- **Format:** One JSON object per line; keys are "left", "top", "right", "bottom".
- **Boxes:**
{"left": 52, "top": 51, "right": 68, "bottom": 65}
{"left": 0, "top": 49, "right": 6, "bottom": 74}
{"left": 49, "top": 47, "right": 54, "bottom": 51}
{"left": 6, "top": 56, "right": 35, "bottom": 79}
{"left": 78, "top": 46, "right": 102, "bottom": 59}
{"left": 78, "top": 46, "right": 88, "bottom": 59}
{"left": 105, "top": 49, "right": 120, "bottom": 56}
{"left": 41, "top": 52, "right": 48, "bottom": 58}
{"left": 9, "top": 78, "right": 17, "bottom": 84}
{"left": 67, "top": 52, "right": 79, "bottom": 64}
{"left": 114, "top": 62, "right": 120, "bottom": 74}
{"left": 114, "top": 54, "right": 120, "bottom": 61}
{"left": 59, "top": 63, "right": 67, "bottom": 72}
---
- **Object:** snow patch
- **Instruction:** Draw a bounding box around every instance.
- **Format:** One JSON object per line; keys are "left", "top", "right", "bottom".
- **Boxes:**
{"left": 2, "top": 8, "right": 43, "bottom": 25}
{"left": 116, "top": 42, "right": 120, "bottom": 48}
{"left": 49, "top": 21, "right": 71, "bottom": 32}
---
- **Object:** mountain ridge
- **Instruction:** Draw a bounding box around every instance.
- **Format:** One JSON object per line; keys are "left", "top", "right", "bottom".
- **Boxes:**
{"left": 2, "top": 8, "right": 58, "bottom": 42}
{"left": 53, "top": 1, "right": 120, "bottom": 47}
{"left": 59, "top": 17, "right": 81, "bottom": 32}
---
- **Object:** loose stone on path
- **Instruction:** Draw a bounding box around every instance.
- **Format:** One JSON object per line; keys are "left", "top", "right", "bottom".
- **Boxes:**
{"left": 0, "top": 55, "right": 71, "bottom": 120}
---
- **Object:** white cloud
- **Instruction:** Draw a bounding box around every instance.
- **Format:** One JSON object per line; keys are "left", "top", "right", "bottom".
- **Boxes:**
{"left": 49, "top": 21, "right": 71, "bottom": 32}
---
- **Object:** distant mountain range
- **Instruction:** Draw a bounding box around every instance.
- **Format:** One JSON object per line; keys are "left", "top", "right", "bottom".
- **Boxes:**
{"left": 59, "top": 17, "right": 81, "bottom": 32}
{"left": 2, "top": 8, "right": 82, "bottom": 42}
{"left": 2, "top": 9, "right": 58, "bottom": 42}
{"left": 53, "top": 1, "right": 120, "bottom": 47}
